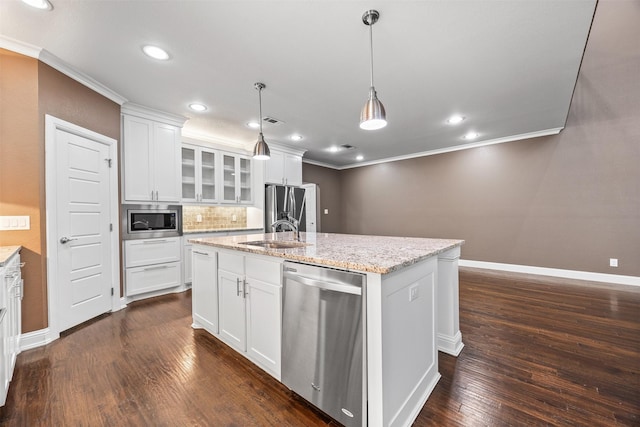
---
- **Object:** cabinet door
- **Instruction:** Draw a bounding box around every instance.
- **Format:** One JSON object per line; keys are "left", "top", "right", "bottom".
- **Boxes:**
{"left": 153, "top": 122, "right": 181, "bottom": 202}
{"left": 181, "top": 146, "right": 197, "bottom": 202}
{"left": 192, "top": 248, "right": 218, "bottom": 334}
{"left": 238, "top": 156, "right": 253, "bottom": 203}
{"left": 246, "top": 278, "right": 282, "bottom": 379}
{"left": 265, "top": 150, "right": 285, "bottom": 184}
{"left": 200, "top": 148, "right": 217, "bottom": 203}
{"left": 221, "top": 153, "right": 238, "bottom": 203}
{"left": 283, "top": 153, "right": 302, "bottom": 186}
{"left": 123, "top": 115, "right": 153, "bottom": 202}
{"left": 218, "top": 270, "right": 246, "bottom": 351}
{"left": 125, "top": 261, "right": 181, "bottom": 296}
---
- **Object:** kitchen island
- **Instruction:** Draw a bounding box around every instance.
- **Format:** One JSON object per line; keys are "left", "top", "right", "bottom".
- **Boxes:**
{"left": 189, "top": 232, "right": 464, "bottom": 427}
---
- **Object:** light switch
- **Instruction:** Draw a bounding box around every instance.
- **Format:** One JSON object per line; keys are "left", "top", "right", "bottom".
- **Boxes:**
{"left": 0, "top": 215, "right": 31, "bottom": 230}
{"left": 324, "top": 209, "right": 329, "bottom": 215}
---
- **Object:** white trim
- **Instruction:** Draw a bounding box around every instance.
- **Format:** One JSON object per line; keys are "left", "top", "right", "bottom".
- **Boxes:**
{"left": 437, "top": 331, "right": 464, "bottom": 356}
{"left": 0, "top": 35, "right": 42, "bottom": 58}
{"left": 182, "top": 134, "right": 252, "bottom": 154}
{"left": 39, "top": 50, "right": 128, "bottom": 105}
{"left": 459, "top": 259, "right": 640, "bottom": 287}
{"left": 303, "top": 128, "right": 563, "bottom": 171}
{"left": 264, "top": 141, "right": 307, "bottom": 157}
{"left": 121, "top": 102, "right": 187, "bottom": 127}
{"left": 45, "top": 115, "right": 122, "bottom": 339}
{"left": 0, "top": 36, "right": 128, "bottom": 105}
{"left": 19, "top": 328, "right": 57, "bottom": 351}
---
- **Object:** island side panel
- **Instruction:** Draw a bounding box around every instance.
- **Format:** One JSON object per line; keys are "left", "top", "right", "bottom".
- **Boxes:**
{"left": 367, "top": 256, "right": 441, "bottom": 427}
{"left": 437, "top": 247, "right": 464, "bottom": 356}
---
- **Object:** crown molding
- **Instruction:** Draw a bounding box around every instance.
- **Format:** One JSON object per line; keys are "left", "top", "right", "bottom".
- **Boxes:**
{"left": 39, "top": 50, "right": 128, "bottom": 105}
{"left": 122, "top": 102, "right": 187, "bottom": 127}
{"left": 265, "top": 141, "right": 307, "bottom": 157}
{"left": 0, "top": 35, "right": 41, "bottom": 58}
{"left": 182, "top": 132, "right": 252, "bottom": 154}
{"left": 1, "top": 35, "right": 128, "bottom": 105}
{"left": 304, "top": 128, "right": 564, "bottom": 171}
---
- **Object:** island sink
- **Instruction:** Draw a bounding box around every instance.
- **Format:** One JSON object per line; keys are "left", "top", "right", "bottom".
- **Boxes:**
{"left": 238, "top": 240, "right": 309, "bottom": 249}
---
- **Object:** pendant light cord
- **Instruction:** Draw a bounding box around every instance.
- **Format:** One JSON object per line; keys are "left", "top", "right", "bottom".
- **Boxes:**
{"left": 369, "top": 19, "right": 375, "bottom": 88}
{"left": 258, "top": 86, "right": 264, "bottom": 134}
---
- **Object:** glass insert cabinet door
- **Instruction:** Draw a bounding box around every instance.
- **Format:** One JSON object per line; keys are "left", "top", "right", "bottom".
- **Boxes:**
{"left": 181, "top": 147, "right": 196, "bottom": 201}
{"left": 221, "top": 153, "right": 252, "bottom": 204}
{"left": 200, "top": 149, "right": 216, "bottom": 202}
{"left": 239, "top": 157, "right": 252, "bottom": 203}
{"left": 222, "top": 153, "right": 237, "bottom": 202}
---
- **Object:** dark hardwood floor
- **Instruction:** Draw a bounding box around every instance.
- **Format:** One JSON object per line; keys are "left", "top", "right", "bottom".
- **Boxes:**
{"left": 1, "top": 268, "right": 638, "bottom": 426}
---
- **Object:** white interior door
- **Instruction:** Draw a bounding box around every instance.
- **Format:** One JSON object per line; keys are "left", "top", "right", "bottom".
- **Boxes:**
{"left": 54, "top": 127, "right": 113, "bottom": 332}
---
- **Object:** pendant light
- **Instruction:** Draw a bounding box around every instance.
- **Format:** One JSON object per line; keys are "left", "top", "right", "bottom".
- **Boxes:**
{"left": 252, "top": 82, "right": 271, "bottom": 160}
{"left": 360, "top": 9, "right": 387, "bottom": 131}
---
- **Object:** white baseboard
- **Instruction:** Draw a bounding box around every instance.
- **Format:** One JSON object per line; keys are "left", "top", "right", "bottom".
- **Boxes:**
{"left": 20, "top": 328, "right": 57, "bottom": 352}
{"left": 438, "top": 331, "right": 464, "bottom": 356}
{"left": 459, "top": 260, "right": 640, "bottom": 287}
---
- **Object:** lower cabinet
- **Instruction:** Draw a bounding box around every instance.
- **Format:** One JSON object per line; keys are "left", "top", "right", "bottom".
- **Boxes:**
{"left": 194, "top": 247, "right": 282, "bottom": 380}
{"left": 124, "top": 237, "right": 182, "bottom": 297}
{"left": 191, "top": 247, "right": 218, "bottom": 335}
{"left": 1, "top": 249, "right": 23, "bottom": 407}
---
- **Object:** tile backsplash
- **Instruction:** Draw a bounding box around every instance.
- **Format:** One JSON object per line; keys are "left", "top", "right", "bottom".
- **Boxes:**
{"left": 183, "top": 206, "right": 247, "bottom": 231}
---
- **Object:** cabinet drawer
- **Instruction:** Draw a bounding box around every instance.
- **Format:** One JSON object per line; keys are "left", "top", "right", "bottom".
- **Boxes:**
{"left": 125, "top": 237, "right": 181, "bottom": 267}
{"left": 246, "top": 256, "right": 281, "bottom": 285}
{"left": 218, "top": 250, "right": 244, "bottom": 275}
{"left": 126, "top": 261, "right": 181, "bottom": 296}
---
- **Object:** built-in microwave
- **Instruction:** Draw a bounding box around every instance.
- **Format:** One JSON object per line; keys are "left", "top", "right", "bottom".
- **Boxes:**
{"left": 121, "top": 204, "right": 182, "bottom": 240}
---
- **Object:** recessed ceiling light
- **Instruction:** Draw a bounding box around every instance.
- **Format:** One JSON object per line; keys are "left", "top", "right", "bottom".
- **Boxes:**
{"left": 142, "top": 45, "right": 170, "bottom": 60}
{"left": 446, "top": 115, "right": 465, "bottom": 125}
{"left": 189, "top": 103, "right": 207, "bottom": 112}
{"left": 462, "top": 132, "right": 479, "bottom": 140}
{"left": 20, "top": 0, "right": 52, "bottom": 10}
{"left": 328, "top": 146, "right": 339, "bottom": 153}
{"left": 247, "top": 121, "right": 260, "bottom": 129}
{"left": 290, "top": 134, "right": 303, "bottom": 141}
{"left": 356, "top": 155, "right": 364, "bottom": 161}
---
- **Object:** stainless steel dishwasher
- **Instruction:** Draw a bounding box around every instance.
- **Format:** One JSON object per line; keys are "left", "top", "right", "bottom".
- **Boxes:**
{"left": 282, "top": 261, "right": 366, "bottom": 427}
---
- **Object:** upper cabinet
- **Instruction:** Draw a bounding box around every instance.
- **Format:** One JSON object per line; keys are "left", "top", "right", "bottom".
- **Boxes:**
{"left": 122, "top": 103, "right": 186, "bottom": 203}
{"left": 182, "top": 144, "right": 217, "bottom": 203}
{"left": 264, "top": 146, "right": 306, "bottom": 187}
{"left": 221, "top": 152, "right": 253, "bottom": 204}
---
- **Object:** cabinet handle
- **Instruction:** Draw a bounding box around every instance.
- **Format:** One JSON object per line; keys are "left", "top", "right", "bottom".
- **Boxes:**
{"left": 243, "top": 279, "right": 249, "bottom": 298}
{"left": 193, "top": 251, "right": 208, "bottom": 256}
{"left": 236, "top": 278, "right": 242, "bottom": 296}
{"left": 155, "top": 190, "right": 159, "bottom": 200}
{"left": 5, "top": 272, "right": 18, "bottom": 279}
{"left": 142, "top": 239, "right": 167, "bottom": 244}
{"left": 144, "top": 265, "right": 169, "bottom": 271}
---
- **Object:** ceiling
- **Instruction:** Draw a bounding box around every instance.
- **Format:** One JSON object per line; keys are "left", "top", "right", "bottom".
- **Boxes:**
{"left": 0, "top": 0, "right": 596, "bottom": 168}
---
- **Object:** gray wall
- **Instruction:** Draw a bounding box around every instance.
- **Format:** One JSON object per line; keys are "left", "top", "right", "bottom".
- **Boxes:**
{"left": 303, "top": 0, "right": 639, "bottom": 277}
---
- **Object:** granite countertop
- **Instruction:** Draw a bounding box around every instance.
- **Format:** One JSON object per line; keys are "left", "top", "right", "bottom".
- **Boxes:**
{"left": 189, "top": 232, "right": 464, "bottom": 275}
{"left": 183, "top": 227, "right": 264, "bottom": 235}
{"left": 0, "top": 246, "right": 21, "bottom": 267}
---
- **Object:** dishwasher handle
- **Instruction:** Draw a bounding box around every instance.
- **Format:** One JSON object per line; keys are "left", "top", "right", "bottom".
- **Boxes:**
{"left": 284, "top": 273, "right": 362, "bottom": 295}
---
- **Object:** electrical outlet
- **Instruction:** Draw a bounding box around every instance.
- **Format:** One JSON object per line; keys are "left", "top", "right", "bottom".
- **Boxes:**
{"left": 609, "top": 258, "right": 618, "bottom": 267}
{"left": 196, "top": 214, "right": 202, "bottom": 223}
{"left": 232, "top": 214, "right": 237, "bottom": 222}
{"left": 409, "top": 285, "right": 419, "bottom": 302}
{"left": 324, "top": 209, "right": 329, "bottom": 215}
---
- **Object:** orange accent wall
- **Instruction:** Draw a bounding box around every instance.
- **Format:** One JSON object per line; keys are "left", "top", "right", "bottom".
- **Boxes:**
{"left": 0, "top": 49, "right": 120, "bottom": 333}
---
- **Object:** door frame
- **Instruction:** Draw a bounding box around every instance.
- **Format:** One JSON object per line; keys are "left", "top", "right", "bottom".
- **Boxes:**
{"left": 44, "top": 114, "right": 122, "bottom": 341}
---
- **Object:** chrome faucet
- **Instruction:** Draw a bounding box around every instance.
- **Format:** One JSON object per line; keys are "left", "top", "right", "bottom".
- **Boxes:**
{"left": 272, "top": 217, "right": 299, "bottom": 241}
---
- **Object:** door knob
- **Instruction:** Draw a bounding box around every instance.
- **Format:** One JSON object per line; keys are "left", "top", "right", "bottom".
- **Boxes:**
{"left": 59, "top": 236, "right": 78, "bottom": 244}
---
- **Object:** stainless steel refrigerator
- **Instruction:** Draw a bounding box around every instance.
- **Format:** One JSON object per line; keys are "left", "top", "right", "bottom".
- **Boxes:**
{"left": 265, "top": 184, "right": 307, "bottom": 233}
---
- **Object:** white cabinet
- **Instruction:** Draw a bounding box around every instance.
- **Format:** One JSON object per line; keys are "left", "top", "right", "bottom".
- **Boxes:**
{"left": 182, "top": 144, "right": 217, "bottom": 203}
{"left": 191, "top": 247, "right": 218, "bottom": 335}
{"left": 221, "top": 152, "right": 253, "bottom": 204}
{"left": 215, "top": 250, "right": 282, "bottom": 379}
{"left": 124, "top": 237, "right": 182, "bottom": 297}
{"left": 122, "top": 104, "right": 185, "bottom": 203}
{"left": 1, "top": 248, "right": 22, "bottom": 407}
{"left": 265, "top": 149, "right": 303, "bottom": 186}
